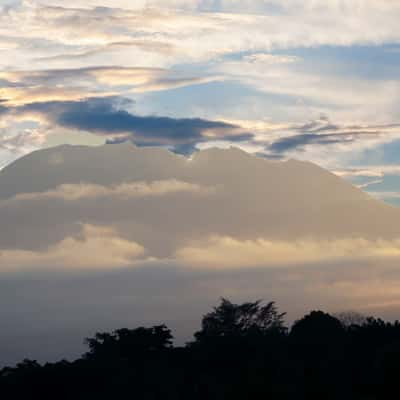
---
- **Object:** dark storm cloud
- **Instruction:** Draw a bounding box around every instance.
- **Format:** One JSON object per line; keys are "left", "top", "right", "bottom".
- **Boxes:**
{"left": 17, "top": 96, "right": 251, "bottom": 151}
{"left": 53, "top": 99, "right": 232, "bottom": 140}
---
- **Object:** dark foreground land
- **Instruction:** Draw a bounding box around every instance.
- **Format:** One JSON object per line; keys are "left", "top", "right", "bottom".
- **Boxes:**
{"left": 1, "top": 298, "right": 400, "bottom": 399}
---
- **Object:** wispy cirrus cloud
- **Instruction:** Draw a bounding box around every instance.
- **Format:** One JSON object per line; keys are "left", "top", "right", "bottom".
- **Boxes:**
{"left": 268, "top": 121, "right": 400, "bottom": 155}
{"left": 334, "top": 166, "right": 400, "bottom": 178}
{"left": 3, "top": 1, "right": 400, "bottom": 69}
{"left": 254, "top": 117, "right": 400, "bottom": 170}
{"left": 0, "top": 66, "right": 221, "bottom": 106}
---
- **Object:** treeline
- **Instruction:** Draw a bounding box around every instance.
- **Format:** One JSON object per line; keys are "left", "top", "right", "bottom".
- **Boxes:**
{"left": 2, "top": 298, "right": 400, "bottom": 399}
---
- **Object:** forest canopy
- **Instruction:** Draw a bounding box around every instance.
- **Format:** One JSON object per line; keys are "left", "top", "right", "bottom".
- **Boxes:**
{"left": 2, "top": 298, "right": 400, "bottom": 399}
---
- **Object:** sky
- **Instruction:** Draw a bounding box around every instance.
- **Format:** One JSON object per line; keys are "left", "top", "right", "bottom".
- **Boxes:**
{"left": 0, "top": 0, "right": 400, "bottom": 203}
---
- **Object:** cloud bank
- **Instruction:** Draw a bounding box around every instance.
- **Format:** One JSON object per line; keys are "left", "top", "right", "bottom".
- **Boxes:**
{"left": 0, "top": 224, "right": 146, "bottom": 272}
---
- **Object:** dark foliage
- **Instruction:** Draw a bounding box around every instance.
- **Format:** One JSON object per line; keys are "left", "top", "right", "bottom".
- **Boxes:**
{"left": 1, "top": 298, "right": 400, "bottom": 399}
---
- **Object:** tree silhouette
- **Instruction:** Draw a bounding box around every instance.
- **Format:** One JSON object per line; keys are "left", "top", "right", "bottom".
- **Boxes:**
{"left": 194, "top": 298, "right": 286, "bottom": 341}
{"left": 84, "top": 324, "right": 173, "bottom": 361}
{"left": 2, "top": 299, "right": 400, "bottom": 400}
{"left": 333, "top": 311, "right": 368, "bottom": 328}
{"left": 290, "top": 310, "right": 344, "bottom": 343}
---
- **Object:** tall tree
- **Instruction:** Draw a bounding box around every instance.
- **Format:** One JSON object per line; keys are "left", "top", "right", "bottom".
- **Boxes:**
{"left": 194, "top": 298, "right": 286, "bottom": 341}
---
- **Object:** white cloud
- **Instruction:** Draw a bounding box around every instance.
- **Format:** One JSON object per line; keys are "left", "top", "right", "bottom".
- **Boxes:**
{"left": 175, "top": 235, "right": 400, "bottom": 268}
{"left": 0, "top": 127, "right": 47, "bottom": 169}
{"left": 10, "top": 180, "right": 215, "bottom": 201}
{"left": 333, "top": 165, "right": 400, "bottom": 178}
{"left": 367, "top": 191, "right": 400, "bottom": 201}
{"left": 0, "top": 67, "right": 219, "bottom": 106}
{"left": 2, "top": 2, "right": 400, "bottom": 69}
{"left": 356, "top": 179, "right": 384, "bottom": 190}
{"left": 215, "top": 57, "right": 400, "bottom": 123}
{"left": 0, "top": 224, "right": 146, "bottom": 271}
{"left": 242, "top": 53, "right": 300, "bottom": 65}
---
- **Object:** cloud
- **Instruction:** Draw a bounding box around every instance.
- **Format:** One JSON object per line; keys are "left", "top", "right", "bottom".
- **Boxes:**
{"left": 356, "top": 179, "right": 384, "bottom": 190}
{"left": 11, "top": 180, "right": 215, "bottom": 201}
{"left": 333, "top": 165, "right": 400, "bottom": 178}
{"left": 0, "top": 66, "right": 218, "bottom": 92}
{"left": 25, "top": 0, "right": 400, "bottom": 14}
{"left": 36, "top": 40, "right": 178, "bottom": 62}
{"left": 0, "top": 224, "right": 146, "bottom": 271}
{"left": 5, "top": 91, "right": 398, "bottom": 166}
{"left": 3, "top": 1, "right": 400, "bottom": 71}
{"left": 367, "top": 191, "right": 400, "bottom": 201}
{"left": 0, "top": 67, "right": 220, "bottom": 106}
{"left": 269, "top": 133, "right": 349, "bottom": 153}
{"left": 0, "top": 85, "right": 115, "bottom": 106}
{"left": 15, "top": 97, "right": 247, "bottom": 149}
{"left": 267, "top": 128, "right": 391, "bottom": 154}
{"left": 0, "top": 129, "right": 46, "bottom": 152}
{"left": 175, "top": 235, "right": 400, "bottom": 268}
{"left": 5, "top": 224, "right": 400, "bottom": 276}
{"left": 261, "top": 118, "right": 400, "bottom": 167}
{"left": 333, "top": 169, "right": 385, "bottom": 178}
{"left": 231, "top": 67, "right": 398, "bottom": 112}
{"left": 0, "top": 127, "right": 47, "bottom": 169}
{"left": 242, "top": 53, "right": 300, "bottom": 65}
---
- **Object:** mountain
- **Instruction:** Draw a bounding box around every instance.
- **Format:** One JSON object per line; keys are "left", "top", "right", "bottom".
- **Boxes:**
{"left": 0, "top": 143, "right": 399, "bottom": 253}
